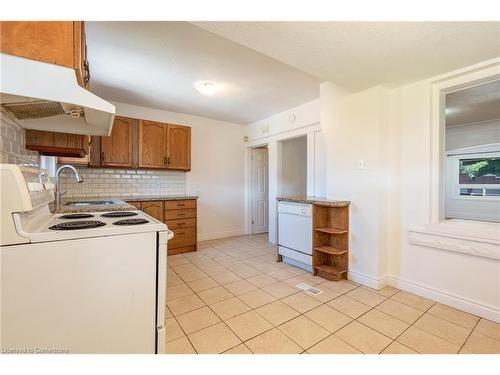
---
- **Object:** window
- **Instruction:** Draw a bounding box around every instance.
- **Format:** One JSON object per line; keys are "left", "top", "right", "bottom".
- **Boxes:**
{"left": 458, "top": 156, "right": 500, "bottom": 198}
{"left": 445, "top": 146, "right": 500, "bottom": 222}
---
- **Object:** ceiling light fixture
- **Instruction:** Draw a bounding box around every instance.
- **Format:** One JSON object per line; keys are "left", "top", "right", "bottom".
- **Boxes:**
{"left": 194, "top": 81, "right": 220, "bottom": 96}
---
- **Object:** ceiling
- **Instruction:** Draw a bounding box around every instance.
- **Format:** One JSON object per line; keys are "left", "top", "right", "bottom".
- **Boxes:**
{"left": 193, "top": 22, "right": 500, "bottom": 90}
{"left": 86, "top": 22, "right": 321, "bottom": 124}
{"left": 446, "top": 80, "right": 500, "bottom": 127}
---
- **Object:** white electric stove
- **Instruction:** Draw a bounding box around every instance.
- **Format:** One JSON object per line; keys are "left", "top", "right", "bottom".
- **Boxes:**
{"left": 0, "top": 164, "right": 172, "bottom": 354}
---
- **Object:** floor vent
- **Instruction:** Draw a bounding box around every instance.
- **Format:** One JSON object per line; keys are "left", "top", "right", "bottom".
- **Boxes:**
{"left": 295, "top": 282, "right": 322, "bottom": 295}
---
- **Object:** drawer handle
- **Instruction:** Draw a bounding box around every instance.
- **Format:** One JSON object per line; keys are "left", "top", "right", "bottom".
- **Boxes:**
{"left": 176, "top": 222, "right": 186, "bottom": 225}
{"left": 177, "top": 231, "right": 185, "bottom": 235}
{"left": 177, "top": 204, "right": 185, "bottom": 207}
{"left": 177, "top": 213, "right": 185, "bottom": 216}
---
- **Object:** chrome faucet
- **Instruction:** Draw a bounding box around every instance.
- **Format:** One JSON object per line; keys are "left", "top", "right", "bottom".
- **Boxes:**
{"left": 55, "top": 165, "right": 83, "bottom": 205}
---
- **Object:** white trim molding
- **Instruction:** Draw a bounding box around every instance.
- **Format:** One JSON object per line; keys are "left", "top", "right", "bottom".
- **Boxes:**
{"left": 408, "top": 220, "right": 500, "bottom": 260}
{"left": 387, "top": 275, "right": 500, "bottom": 323}
{"left": 347, "top": 270, "right": 500, "bottom": 322}
{"left": 348, "top": 269, "right": 389, "bottom": 290}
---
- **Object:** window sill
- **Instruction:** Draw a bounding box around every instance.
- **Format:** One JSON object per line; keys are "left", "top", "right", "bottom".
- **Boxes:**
{"left": 408, "top": 219, "right": 500, "bottom": 260}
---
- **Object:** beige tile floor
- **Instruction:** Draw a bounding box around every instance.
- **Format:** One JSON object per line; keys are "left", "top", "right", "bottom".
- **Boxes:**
{"left": 165, "top": 234, "right": 500, "bottom": 354}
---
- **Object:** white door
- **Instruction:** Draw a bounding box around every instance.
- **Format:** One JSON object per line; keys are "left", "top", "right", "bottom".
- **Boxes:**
{"left": 251, "top": 147, "right": 269, "bottom": 234}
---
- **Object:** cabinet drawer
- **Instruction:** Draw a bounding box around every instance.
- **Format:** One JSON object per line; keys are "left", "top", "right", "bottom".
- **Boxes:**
{"left": 165, "top": 208, "right": 196, "bottom": 220}
{"left": 165, "top": 218, "right": 196, "bottom": 230}
{"left": 168, "top": 227, "right": 196, "bottom": 248}
{"left": 165, "top": 200, "right": 196, "bottom": 210}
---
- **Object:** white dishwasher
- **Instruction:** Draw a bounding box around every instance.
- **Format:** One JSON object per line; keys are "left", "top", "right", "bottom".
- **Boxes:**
{"left": 278, "top": 201, "right": 313, "bottom": 272}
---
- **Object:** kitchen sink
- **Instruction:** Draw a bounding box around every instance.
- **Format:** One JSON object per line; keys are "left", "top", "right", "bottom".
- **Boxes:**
{"left": 64, "top": 200, "right": 115, "bottom": 206}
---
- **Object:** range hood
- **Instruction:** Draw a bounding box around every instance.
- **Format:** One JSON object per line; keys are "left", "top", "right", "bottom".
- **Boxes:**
{"left": 0, "top": 53, "right": 115, "bottom": 136}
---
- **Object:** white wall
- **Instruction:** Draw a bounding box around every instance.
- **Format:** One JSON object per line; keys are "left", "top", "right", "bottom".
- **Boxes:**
{"left": 280, "top": 136, "right": 307, "bottom": 196}
{"left": 313, "top": 131, "right": 327, "bottom": 196}
{"left": 445, "top": 119, "right": 500, "bottom": 151}
{"left": 391, "top": 77, "right": 500, "bottom": 320}
{"left": 319, "top": 62, "right": 500, "bottom": 321}
{"left": 112, "top": 102, "right": 247, "bottom": 241}
{"left": 321, "top": 83, "right": 392, "bottom": 286}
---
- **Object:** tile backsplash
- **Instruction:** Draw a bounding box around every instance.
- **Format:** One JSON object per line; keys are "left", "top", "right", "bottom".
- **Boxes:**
{"left": 58, "top": 167, "right": 186, "bottom": 198}
{"left": 0, "top": 109, "right": 39, "bottom": 165}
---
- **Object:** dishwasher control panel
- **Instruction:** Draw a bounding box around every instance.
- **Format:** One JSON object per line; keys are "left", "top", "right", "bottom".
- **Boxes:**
{"left": 277, "top": 202, "right": 312, "bottom": 217}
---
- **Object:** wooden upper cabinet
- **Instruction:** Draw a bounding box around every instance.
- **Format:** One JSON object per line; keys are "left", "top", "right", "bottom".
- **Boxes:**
{"left": 139, "top": 121, "right": 168, "bottom": 169}
{"left": 0, "top": 21, "right": 89, "bottom": 88}
{"left": 166, "top": 125, "right": 191, "bottom": 171}
{"left": 101, "top": 116, "right": 134, "bottom": 167}
{"left": 25, "top": 130, "right": 88, "bottom": 157}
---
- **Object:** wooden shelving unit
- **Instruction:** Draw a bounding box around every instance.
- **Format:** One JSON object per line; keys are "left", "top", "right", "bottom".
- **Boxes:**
{"left": 312, "top": 204, "right": 350, "bottom": 281}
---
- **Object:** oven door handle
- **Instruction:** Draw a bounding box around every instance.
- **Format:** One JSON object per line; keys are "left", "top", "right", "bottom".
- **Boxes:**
{"left": 166, "top": 229, "right": 174, "bottom": 240}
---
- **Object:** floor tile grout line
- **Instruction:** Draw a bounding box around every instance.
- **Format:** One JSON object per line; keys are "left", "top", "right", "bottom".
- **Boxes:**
{"left": 411, "top": 311, "right": 475, "bottom": 348}
{"left": 457, "top": 317, "right": 481, "bottom": 353}
{"left": 388, "top": 300, "right": 437, "bottom": 354}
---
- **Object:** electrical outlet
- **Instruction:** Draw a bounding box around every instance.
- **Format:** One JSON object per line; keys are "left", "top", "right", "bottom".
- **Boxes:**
{"left": 260, "top": 125, "right": 269, "bottom": 134}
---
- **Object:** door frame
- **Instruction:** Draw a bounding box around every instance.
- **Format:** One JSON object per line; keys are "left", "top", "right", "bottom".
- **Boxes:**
{"left": 247, "top": 144, "right": 270, "bottom": 235}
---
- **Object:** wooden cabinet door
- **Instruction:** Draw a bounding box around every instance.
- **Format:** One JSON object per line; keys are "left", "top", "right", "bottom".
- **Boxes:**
{"left": 126, "top": 201, "right": 142, "bottom": 210}
{"left": 0, "top": 21, "right": 74, "bottom": 67}
{"left": 166, "top": 125, "right": 191, "bottom": 171}
{"left": 0, "top": 21, "right": 88, "bottom": 88}
{"left": 139, "top": 120, "right": 168, "bottom": 168}
{"left": 101, "top": 116, "right": 134, "bottom": 167}
{"left": 141, "top": 201, "right": 164, "bottom": 222}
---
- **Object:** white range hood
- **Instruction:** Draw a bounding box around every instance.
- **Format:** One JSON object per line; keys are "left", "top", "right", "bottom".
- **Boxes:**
{"left": 0, "top": 53, "right": 115, "bottom": 136}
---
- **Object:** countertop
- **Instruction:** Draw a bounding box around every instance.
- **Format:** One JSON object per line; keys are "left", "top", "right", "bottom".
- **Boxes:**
{"left": 122, "top": 195, "right": 198, "bottom": 202}
{"left": 50, "top": 195, "right": 198, "bottom": 213}
{"left": 277, "top": 196, "right": 350, "bottom": 207}
{"left": 50, "top": 198, "right": 137, "bottom": 214}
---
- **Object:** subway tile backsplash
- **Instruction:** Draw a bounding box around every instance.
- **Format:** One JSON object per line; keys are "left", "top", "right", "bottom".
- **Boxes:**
{"left": 58, "top": 167, "right": 186, "bottom": 198}
{"left": 0, "top": 109, "right": 39, "bottom": 165}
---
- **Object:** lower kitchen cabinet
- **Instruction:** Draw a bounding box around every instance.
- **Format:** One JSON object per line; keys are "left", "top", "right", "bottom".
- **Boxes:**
{"left": 165, "top": 199, "right": 197, "bottom": 255}
{"left": 126, "top": 199, "right": 197, "bottom": 255}
{"left": 141, "top": 201, "right": 164, "bottom": 222}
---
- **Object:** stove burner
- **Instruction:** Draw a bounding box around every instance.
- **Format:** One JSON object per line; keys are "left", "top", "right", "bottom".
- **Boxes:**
{"left": 49, "top": 220, "right": 106, "bottom": 230}
{"left": 113, "top": 218, "right": 150, "bottom": 226}
{"left": 101, "top": 211, "right": 138, "bottom": 218}
{"left": 59, "top": 213, "right": 94, "bottom": 219}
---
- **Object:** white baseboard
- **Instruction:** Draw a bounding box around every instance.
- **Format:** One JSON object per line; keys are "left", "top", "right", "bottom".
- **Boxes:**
{"left": 348, "top": 270, "right": 389, "bottom": 290}
{"left": 387, "top": 275, "right": 500, "bottom": 323}
{"left": 347, "top": 270, "right": 499, "bottom": 322}
{"left": 197, "top": 228, "right": 249, "bottom": 242}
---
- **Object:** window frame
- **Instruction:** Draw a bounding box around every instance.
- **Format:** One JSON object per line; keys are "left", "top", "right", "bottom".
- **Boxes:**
{"left": 429, "top": 60, "right": 500, "bottom": 223}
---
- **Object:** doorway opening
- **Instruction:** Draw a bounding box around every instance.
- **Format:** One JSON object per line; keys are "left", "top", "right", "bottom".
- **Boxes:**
{"left": 250, "top": 146, "right": 269, "bottom": 234}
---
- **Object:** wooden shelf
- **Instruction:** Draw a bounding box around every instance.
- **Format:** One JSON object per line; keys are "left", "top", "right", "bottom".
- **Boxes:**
{"left": 311, "top": 203, "right": 350, "bottom": 282}
{"left": 314, "top": 227, "right": 347, "bottom": 235}
{"left": 314, "top": 246, "right": 348, "bottom": 256}
{"left": 314, "top": 264, "right": 347, "bottom": 281}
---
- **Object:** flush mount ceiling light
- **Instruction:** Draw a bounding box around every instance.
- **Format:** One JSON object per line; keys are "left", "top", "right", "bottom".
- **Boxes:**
{"left": 194, "top": 81, "right": 220, "bottom": 96}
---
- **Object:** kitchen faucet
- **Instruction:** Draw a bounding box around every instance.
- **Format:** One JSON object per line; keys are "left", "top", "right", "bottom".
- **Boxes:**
{"left": 55, "top": 165, "right": 83, "bottom": 205}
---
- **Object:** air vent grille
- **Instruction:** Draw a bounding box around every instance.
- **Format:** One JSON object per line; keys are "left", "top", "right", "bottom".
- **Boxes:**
{"left": 1, "top": 101, "right": 65, "bottom": 120}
